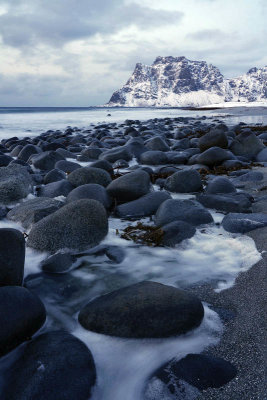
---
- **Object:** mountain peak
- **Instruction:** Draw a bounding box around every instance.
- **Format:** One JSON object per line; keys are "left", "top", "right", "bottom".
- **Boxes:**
{"left": 107, "top": 57, "right": 267, "bottom": 107}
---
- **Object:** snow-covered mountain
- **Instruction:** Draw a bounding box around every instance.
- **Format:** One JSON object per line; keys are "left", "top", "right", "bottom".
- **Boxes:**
{"left": 107, "top": 56, "right": 267, "bottom": 107}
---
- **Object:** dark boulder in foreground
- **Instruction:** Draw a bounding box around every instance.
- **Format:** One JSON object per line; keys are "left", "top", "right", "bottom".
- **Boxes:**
{"left": 78, "top": 281, "right": 204, "bottom": 338}
{"left": 7, "top": 197, "right": 63, "bottom": 229}
{"left": 145, "top": 353, "right": 237, "bottom": 398}
{"left": 164, "top": 169, "right": 203, "bottom": 193}
{"left": 38, "top": 179, "right": 74, "bottom": 198}
{"left": 116, "top": 191, "right": 170, "bottom": 219}
{"left": 0, "top": 164, "right": 32, "bottom": 203}
{"left": 0, "top": 286, "right": 46, "bottom": 356}
{"left": 27, "top": 199, "right": 108, "bottom": 253}
{"left": 155, "top": 199, "right": 213, "bottom": 227}
{"left": 107, "top": 170, "right": 150, "bottom": 203}
{"left": 0, "top": 229, "right": 25, "bottom": 286}
{"left": 2, "top": 331, "right": 96, "bottom": 400}
{"left": 222, "top": 212, "right": 267, "bottom": 233}
{"left": 197, "top": 147, "right": 231, "bottom": 166}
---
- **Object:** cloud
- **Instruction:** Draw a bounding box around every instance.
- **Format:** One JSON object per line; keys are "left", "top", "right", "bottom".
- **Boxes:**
{"left": 186, "top": 29, "right": 235, "bottom": 41}
{"left": 0, "top": 0, "right": 183, "bottom": 48}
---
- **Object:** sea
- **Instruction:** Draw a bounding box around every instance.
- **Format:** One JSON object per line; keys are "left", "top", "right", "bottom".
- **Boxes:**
{"left": 0, "top": 106, "right": 265, "bottom": 399}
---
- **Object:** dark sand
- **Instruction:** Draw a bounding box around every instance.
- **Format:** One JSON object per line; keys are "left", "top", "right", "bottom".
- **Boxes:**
{"left": 187, "top": 168, "right": 267, "bottom": 400}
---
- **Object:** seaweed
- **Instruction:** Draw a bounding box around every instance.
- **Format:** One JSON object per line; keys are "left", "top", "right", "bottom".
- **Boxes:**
{"left": 120, "top": 222, "right": 164, "bottom": 246}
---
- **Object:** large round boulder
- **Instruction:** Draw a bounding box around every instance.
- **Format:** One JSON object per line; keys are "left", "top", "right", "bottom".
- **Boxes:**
{"left": 230, "top": 131, "right": 264, "bottom": 159}
{"left": 32, "top": 151, "right": 64, "bottom": 171}
{"left": 164, "top": 170, "right": 203, "bottom": 193}
{"left": 66, "top": 183, "right": 112, "bottom": 209}
{"left": 78, "top": 281, "right": 204, "bottom": 338}
{"left": 0, "top": 229, "right": 25, "bottom": 286}
{"left": 107, "top": 170, "right": 150, "bottom": 203}
{"left": 155, "top": 199, "right": 213, "bottom": 227}
{"left": 67, "top": 166, "right": 112, "bottom": 187}
{"left": 161, "top": 221, "right": 196, "bottom": 246}
{"left": 38, "top": 179, "right": 74, "bottom": 198}
{"left": 196, "top": 193, "right": 252, "bottom": 213}
{"left": 145, "top": 136, "right": 170, "bottom": 152}
{"left": 0, "top": 164, "right": 32, "bottom": 203}
{"left": 0, "top": 286, "right": 46, "bottom": 356}
{"left": 2, "top": 331, "right": 96, "bottom": 400}
{"left": 27, "top": 199, "right": 108, "bottom": 253}
{"left": 7, "top": 197, "right": 63, "bottom": 229}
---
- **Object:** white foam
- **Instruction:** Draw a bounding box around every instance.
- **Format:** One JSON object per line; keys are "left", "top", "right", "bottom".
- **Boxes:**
{"left": 73, "top": 305, "right": 222, "bottom": 400}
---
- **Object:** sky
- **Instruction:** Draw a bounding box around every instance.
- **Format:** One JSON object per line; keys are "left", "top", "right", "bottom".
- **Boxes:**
{"left": 0, "top": 0, "right": 266, "bottom": 106}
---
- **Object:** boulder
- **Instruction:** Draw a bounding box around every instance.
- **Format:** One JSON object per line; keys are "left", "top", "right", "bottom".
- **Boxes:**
{"left": 27, "top": 199, "right": 108, "bottom": 253}
{"left": 206, "top": 176, "right": 236, "bottom": 194}
{"left": 196, "top": 193, "right": 252, "bottom": 213}
{"left": 139, "top": 151, "right": 168, "bottom": 165}
{"left": 222, "top": 212, "right": 267, "bottom": 233}
{"left": 90, "top": 159, "right": 113, "bottom": 175}
{"left": 0, "top": 286, "right": 46, "bottom": 356}
{"left": 0, "top": 229, "right": 25, "bottom": 286}
{"left": 147, "top": 353, "right": 237, "bottom": 397}
{"left": 256, "top": 148, "right": 267, "bottom": 162}
{"left": 55, "top": 160, "right": 81, "bottom": 173}
{"left": 155, "top": 199, "right": 213, "bottom": 227}
{"left": 161, "top": 221, "right": 196, "bottom": 246}
{"left": 197, "top": 147, "right": 231, "bottom": 166}
{"left": 17, "top": 144, "right": 41, "bottom": 162}
{"left": 0, "top": 154, "right": 12, "bottom": 167}
{"left": 43, "top": 168, "right": 66, "bottom": 184}
{"left": 199, "top": 129, "right": 228, "bottom": 152}
{"left": 38, "top": 179, "right": 74, "bottom": 198}
{"left": 68, "top": 167, "right": 112, "bottom": 187}
{"left": 0, "top": 164, "right": 32, "bottom": 203}
{"left": 115, "top": 191, "right": 171, "bottom": 219}
{"left": 99, "top": 145, "right": 132, "bottom": 163}
{"left": 78, "top": 281, "right": 204, "bottom": 338}
{"left": 107, "top": 170, "right": 150, "bottom": 203}
{"left": 164, "top": 170, "right": 203, "bottom": 193}
{"left": 230, "top": 131, "right": 264, "bottom": 159}
{"left": 67, "top": 184, "right": 112, "bottom": 209}
{"left": 2, "top": 331, "right": 96, "bottom": 400}
{"left": 32, "top": 151, "right": 64, "bottom": 171}
{"left": 7, "top": 197, "right": 63, "bottom": 229}
{"left": 145, "top": 136, "right": 170, "bottom": 152}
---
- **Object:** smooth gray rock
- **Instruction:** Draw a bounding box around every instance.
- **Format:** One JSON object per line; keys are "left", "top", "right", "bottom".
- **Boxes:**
{"left": 0, "top": 286, "right": 46, "bottom": 357}
{"left": 43, "top": 168, "right": 66, "bottom": 184}
{"left": 164, "top": 170, "right": 203, "bottom": 193}
{"left": 0, "top": 229, "right": 25, "bottom": 286}
{"left": 17, "top": 144, "right": 41, "bottom": 162}
{"left": 38, "top": 179, "right": 74, "bottom": 198}
{"left": 116, "top": 191, "right": 171, "bottom": 219}
{"left": 155, "top": 199, "right": 213, "bottom": 227}
{"left": 197, "top": 147, "right": 231, "bottom": 166}
{"left": 32, "top": 151, "right": 64, "bottom": 171}
{"left": 161, "top": 221, "right": 196, "bottom": 246}
{"left": 100, "top": 145, "right": 132, "bottom": 163}
{"left": 7, "top": 197, "right": 63, "bottom": 229}
{"left": 2, "top": 331, "right": 96, "bottom": 400}
{"left": 67, "top": 183, "right": 112, "bottom": 209}
{"left": 222, "top": 212, "right": 267, "bottom": 233}
{"left": 146, "top": 136, "right": 170, "bottom": 152}
{"left": 107, "top": 170, "right": 150, "bottom": 203}
{"left": 206, "top": 176, "right": 236, "bottom": 194}
{"left": 27, "top": 199, "right": 108, "bottom": 253}
{"left": 139, "top": 151, "right": 168, "bottom": 165}
{"left": 199, "top": 129, "right": 228, "bottom": 152}
{"left": 0, "top": 164, "right": 32, "bottom": 203}
{"left": 68, "top": 166, "right": 112, "bottom": 187}
{"left": 230, "top": 131, "right": 264, "bottom": 159}
{"left": 55, "top": 160, "right": 81, "bottom": 173}
{"left": 256, "top": 147, "right": 267, "bottom": 162}
{"left": 197, "top": 193, "right": 252, "bottom": 213}
{"left": 78, "top": 281, "right": 204, "bottom": 338}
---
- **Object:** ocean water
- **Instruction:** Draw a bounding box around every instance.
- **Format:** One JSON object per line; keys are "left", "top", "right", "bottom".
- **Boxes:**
{"left": 0, "top": 106, "right": 267, "bottom": 140}
{"left": 0, "top": 106, "right": 265, "bottom": 399}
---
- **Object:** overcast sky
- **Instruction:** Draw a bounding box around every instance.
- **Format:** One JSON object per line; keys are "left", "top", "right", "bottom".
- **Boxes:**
{"left": 0, "top": 0, "right": 266, "bottom": 106}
